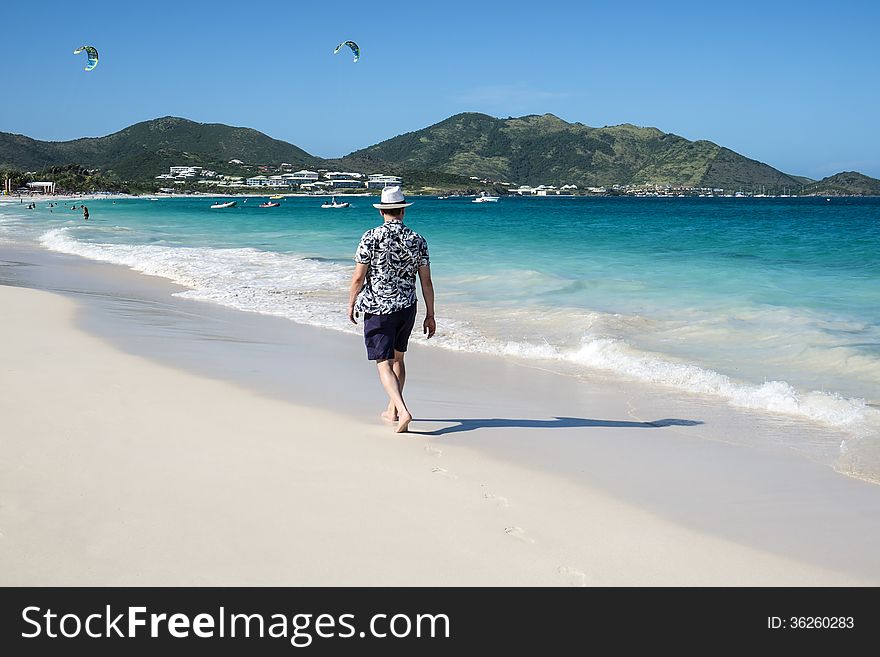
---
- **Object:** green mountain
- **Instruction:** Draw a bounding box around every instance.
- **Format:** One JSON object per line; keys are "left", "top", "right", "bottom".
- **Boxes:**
{"left": 803, "top": 171, "right": 880, "bottom": 196}
{"left": 2, "top": 114, "right": 877, "bottom": 194}
{"left": 0, "top": 117, "right": 319, "bottom": 181}
{"left": 343, "top": 112, "right": 806, "bottom": 191}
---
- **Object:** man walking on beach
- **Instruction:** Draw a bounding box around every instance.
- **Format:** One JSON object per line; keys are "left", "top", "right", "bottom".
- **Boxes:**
{"left": 348, "top": 186, "right": 435, "bottom": 433}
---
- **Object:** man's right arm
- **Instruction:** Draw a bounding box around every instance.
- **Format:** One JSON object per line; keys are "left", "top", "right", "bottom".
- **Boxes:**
{"left": 348, "top": 263, "right": 368, "bottom": 324}
{"left": 349, "top": 232, "right": 372, "bottom": 324}
{"left": 418, "top": 264, "right": 435, "bottom": 339}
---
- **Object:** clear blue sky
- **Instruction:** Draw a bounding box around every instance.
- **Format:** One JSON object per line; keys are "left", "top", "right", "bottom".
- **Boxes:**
{"left": 3, "top": 0, "right": 878, "bottom": 178}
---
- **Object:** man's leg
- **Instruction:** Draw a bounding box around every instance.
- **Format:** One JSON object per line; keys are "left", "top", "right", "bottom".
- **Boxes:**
{"left": 376, "top": 356, "right": 412, "bottom": 433}
{"left": 383, "top": 351, "right": 406, "bottom": 421}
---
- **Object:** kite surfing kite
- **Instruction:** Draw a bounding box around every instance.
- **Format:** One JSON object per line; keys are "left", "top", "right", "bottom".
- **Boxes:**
{"left": 333, "top": 40, "right": 360, "bottom": 63}
{"left": 73, "top": 45, "right": 99, "bottom": 71}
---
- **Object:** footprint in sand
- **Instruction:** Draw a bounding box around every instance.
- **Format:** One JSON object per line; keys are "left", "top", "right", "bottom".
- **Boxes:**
{"left": 504, "top": 526, "right": 535, "bottom": 543}
{"left": 424, "top": 446, "right": 443, "bottom": 457}
{"left": 557, "top": 566, "right": 589, "bottom": 587}
{"left": 431, "top": 466, "right": 457, "bottom": 479}
{"left": 480, "top": 485, "right": 509, "bottom": 508}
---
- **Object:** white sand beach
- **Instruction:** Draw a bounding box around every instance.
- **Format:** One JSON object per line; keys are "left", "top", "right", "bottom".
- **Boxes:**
{"left": 2, "top": 250, "right": 880, "bottom": 585}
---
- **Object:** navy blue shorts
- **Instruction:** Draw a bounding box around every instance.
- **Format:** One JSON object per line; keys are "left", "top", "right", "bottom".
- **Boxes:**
{"left": 363, "top": 303, "right": 417, "bottom": 361}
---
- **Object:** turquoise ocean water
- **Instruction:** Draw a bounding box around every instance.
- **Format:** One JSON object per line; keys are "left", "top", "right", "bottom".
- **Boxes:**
{"left": 2, "top": 195, "right": 879, "bottom": 478}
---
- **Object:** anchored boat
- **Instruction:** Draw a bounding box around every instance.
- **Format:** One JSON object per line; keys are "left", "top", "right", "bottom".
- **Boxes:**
{"left": 321, "top": 196, "right": 350, "bottom": 209}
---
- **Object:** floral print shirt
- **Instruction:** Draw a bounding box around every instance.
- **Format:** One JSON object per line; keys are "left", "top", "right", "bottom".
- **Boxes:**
{"left": 354, "top": 220, "right": 429, "bottom": 314}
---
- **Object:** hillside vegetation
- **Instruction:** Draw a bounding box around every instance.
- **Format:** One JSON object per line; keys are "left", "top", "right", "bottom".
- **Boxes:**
{"left": 344, "top": 112, "right": 806, "bottom": 190}
{"left": 0, "top": 117, "right": 319, "bottom": 182}
{"left": 803, "top": 171, "right": 880, "bottom": 196}
{"left": 2, "top": 114, "right": 878, "bottom": 195}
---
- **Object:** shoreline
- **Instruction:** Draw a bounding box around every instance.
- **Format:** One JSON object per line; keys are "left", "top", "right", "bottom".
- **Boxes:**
{"left": 2, "top": 241, "right": 880, "bottom": 584}
{"left": 0, "top": 191, "right": 377, "bottom": 203}
{"left": 23, "top": 199, "right": 877, "bottom": 484}
{"left": 6, "top": 193, "right": 878, "bottom": 206}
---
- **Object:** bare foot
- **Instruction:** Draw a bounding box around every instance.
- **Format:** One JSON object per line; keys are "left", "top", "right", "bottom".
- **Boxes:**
{"left": 380, "top": 410, "right": 398, "bottom": 423}
{"left": 395, "top": 410, "right": 412, "bottom": 433}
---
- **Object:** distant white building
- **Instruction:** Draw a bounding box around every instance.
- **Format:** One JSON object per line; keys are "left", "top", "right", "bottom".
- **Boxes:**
{"left": 228, "top": 159, "right": 244, "bottom": 165}
{"left": 170, "top": 166, "right": 202, "bottom": 177}
{"left": 511, "top": 185, "right": 536, "bottom": 195}
{"left": 300, "top": 182, "right": 331, "bottom": 191}
{"left": 289, "top": 170, "right": 319, "bottom": 185}
{"left": 367, "top": 174, "right": 402, "bottom": 189}
{"left": 330, "top": 179, "right": 365, "bottom": 189}
{"left": 27, "top": 181, "right": 56, "bottom": 194}
{"left": 324, "top": 171, "right": 363, "bottom": 180}
{"left": 247, "top": 175, "right": 292, "bottom": 188}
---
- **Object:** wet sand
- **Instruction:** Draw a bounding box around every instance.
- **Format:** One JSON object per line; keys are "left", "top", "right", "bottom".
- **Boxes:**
{"left": 1, "top": 244, "right": 879, "bottom": 585}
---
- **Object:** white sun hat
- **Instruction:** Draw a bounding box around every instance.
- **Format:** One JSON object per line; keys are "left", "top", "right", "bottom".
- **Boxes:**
{"left": 372, "top": 185, "right": 413, "bottom": 209}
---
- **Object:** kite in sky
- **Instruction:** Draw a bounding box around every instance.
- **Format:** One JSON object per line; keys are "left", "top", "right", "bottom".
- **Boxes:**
{"left": 73, "top": 45, "right": 99, "bottom": 71}
{"left": 333, "top": 40, "right": 360, "bottom": 63}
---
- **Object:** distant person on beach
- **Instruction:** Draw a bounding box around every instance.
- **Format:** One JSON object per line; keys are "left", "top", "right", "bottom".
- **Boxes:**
{"left": 83, "top": 206, "right": 89, "bottom": 221}
{"left": 348, "top": 186, "right": 435, "bottom": 433}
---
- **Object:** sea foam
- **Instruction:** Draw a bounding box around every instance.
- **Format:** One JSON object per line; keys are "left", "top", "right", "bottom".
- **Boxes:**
{"left": 39, "top": 227, "right": 878, "bottom": 436}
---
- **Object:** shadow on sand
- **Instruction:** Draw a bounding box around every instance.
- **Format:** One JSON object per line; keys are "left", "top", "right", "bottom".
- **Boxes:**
{"left": 410, "top": 417, "right": 704, "bottom": 436}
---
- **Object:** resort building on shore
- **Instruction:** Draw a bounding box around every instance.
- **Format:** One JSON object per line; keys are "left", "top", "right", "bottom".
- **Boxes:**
{"left": 510, "top": 183, "right": 580, "bottom": 195}
{"left": 246, "top": 175, "right": 295, "bottom": 188}
{"left": 300, "top": 182, "right": 332, "bottom": 192}
{"left": 329, "top": 179, "right": 365, "bottom": 189}
{"left": 324, "top": 172, "right": 363, "bottom": 181}
{"left": 367, "top": 174, "right": 402, "bottom": 189}
{"left": 150, "top": 164, "right": 412, "bottom": 192}
{"left": 288, "top": 170, "right": 319, "bottom": 185}
{"left": 170, "top": 166, "right": 202, "bottom": 177}
{"left": 26, "top": 181, "right": 56, "bottom": 194}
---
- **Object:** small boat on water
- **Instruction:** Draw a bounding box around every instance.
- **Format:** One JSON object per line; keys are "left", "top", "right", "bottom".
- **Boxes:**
{"left": 269, "top": 194, "right": 284, "bottom": 200}
{"left": 472, "top": 192, "right": 499, "bottom": 203}
{"left": 259, "top": 201, "right": 280, "bottom": 208}
{"left": 210, "top": 201, "right": 237, "bottom": 209}
{"left": 321, "top": 196, "right": 350, "bottom": 209}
